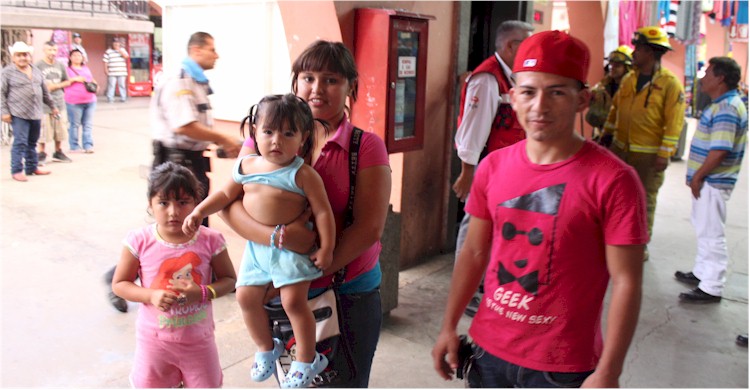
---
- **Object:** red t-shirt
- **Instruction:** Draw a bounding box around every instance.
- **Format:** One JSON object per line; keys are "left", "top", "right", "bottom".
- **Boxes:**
{"left": 466, "top": 140, "right": 648, "bottom": 372}
{"left": 243, "top": 117, "right": 390, "bottom": 288}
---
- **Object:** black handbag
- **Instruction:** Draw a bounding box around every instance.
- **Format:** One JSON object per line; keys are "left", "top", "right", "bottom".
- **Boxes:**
{"left": 84, "top": 81, "right": 98, "bottom": 93}
{"left": 265, "top": 127, "right": 363, "bottom": 387}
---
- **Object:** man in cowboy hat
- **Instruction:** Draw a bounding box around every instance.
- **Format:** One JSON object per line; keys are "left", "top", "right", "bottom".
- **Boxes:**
{"left": 432, "top": 30, "right": 647, "bottom": 388}
{"left": 2, "top": 41, "right": 59, "bottom": 182}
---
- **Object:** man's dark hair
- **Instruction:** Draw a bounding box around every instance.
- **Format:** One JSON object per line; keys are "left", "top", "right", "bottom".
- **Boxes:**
{"left": 187, "top": 32, "right": 213, "bottom": 52}
{"left": 44, "top": 41, "right": 56, "bottom": 47}
{"left": 708, "top": 56, "right": 741, "bottom": 90}
{"left": 495, "top": 20, "right": 534, "bottom": 49}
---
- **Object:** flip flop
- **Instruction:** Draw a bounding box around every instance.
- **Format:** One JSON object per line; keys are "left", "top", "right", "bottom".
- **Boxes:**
{"left": 251, "top": 338, "right": 283, "bottom": 382}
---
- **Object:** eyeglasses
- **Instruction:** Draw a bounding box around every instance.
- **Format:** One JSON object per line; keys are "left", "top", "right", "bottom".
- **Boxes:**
{"left": 502, "top": 222, "right": 543, "bottom": 246}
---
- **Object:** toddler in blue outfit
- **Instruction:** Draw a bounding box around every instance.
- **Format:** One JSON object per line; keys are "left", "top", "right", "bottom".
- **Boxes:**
{"left": 183, "top": 94, "right": 335, "bottom": 388}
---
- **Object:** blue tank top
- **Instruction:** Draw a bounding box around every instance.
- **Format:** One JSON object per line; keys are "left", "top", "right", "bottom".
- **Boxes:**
{"left": 232, "top": 155, "right": 306, "bottom": 197}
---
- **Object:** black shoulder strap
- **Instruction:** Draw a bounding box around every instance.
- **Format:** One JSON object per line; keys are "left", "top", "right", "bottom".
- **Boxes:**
{"left": 345, "top": 127, "right": 363, "bottom": 228}
{"left": 333, "top": 126, "right": 363, "bottom": 287}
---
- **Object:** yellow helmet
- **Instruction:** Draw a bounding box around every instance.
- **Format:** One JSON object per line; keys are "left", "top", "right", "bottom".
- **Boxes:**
{"left": 608, "top": 45, "right": 633, "bottom": 66}
{"left": 631, "top": 26, "right": 672, "bottom": 51}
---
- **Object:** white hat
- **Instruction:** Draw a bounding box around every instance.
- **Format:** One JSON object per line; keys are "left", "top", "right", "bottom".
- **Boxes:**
{"left": 8, "top": 41, "right": 33, "bottom": 55}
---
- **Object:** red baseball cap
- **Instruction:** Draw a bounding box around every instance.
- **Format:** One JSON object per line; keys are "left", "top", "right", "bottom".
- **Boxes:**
{"left": 512, "top": 30, "right": 590, "bottom": 85}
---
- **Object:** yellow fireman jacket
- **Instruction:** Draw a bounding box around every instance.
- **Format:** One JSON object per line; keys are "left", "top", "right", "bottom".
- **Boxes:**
{"left": 603, "top": 66, "right": 685, "bottom": 158}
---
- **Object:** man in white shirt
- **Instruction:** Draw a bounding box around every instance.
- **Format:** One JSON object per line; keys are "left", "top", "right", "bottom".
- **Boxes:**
{"left": 453, "top": 20, "right": 533, "bottom": 317}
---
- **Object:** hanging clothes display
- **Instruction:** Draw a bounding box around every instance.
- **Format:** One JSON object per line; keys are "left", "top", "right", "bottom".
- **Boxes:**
{"left": 676, "top": 0, "right": 703, "bottom": 44}
{"left": 721, "top": 0, "right": 734, "bottom": 26}
{"left": 658, "top": 0, "right": 671, "bottom": 27}
{"left": 737, "top": 0, "right": 748, "bottom": 24}
{"left": 604, "top": 0, "right": 621, "bottom": 56}
{"left": 666, "top": 0, "right": 679, "bottom": 37}
{"left": 620, "top": 1, "right": 639, "bottom": 46}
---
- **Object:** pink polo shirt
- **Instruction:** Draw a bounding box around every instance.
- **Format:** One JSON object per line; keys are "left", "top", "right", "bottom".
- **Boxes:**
{"left": 243, "top": 117, "right": 390, "bottom": 288}
{"left": 64, "top": 66, "right": 97, "bottom": 105}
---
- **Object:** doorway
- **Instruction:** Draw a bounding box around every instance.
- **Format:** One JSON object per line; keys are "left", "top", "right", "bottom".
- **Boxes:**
{"left": 447, "top": 1, "right": 532, "bottom": 251}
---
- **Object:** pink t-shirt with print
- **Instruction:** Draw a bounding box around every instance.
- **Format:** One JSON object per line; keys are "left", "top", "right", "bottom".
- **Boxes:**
{"left": 466, "top": 140, "right": 648, "bottom": 372}
{"left": 124, "top": 224, "right": 227, "bottom": 342}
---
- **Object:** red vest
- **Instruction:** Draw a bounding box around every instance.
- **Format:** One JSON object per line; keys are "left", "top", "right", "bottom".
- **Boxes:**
{"left": 457, "top": 55, "right": 525, "bottom": 154}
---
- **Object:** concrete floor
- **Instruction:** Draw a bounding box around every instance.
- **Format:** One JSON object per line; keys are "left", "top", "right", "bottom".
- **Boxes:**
{"left": 1, "top": 97, "right": 747, "bottom": 388}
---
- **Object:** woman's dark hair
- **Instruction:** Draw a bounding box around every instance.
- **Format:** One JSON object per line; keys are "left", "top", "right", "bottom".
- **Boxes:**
{"left": 240, "top": 94, "right": 324, "bottom": 159}
{"left": 291, "top": 40, "right": 358, "bottom": 104}
{"left": 148, "top": 162, "right": 204, "bottom": 203}
{"left": 68, "top": 48, "right": 85, "bottom": 66}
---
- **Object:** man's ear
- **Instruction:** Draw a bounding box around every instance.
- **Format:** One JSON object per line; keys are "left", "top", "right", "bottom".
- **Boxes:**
{"left": 576, "top": 88, "right": 592, "bottom": 112}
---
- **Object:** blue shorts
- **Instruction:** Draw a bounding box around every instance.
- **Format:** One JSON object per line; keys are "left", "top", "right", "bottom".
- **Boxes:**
{"left": 236, "top": 241, "right": 322, "bottom": 288}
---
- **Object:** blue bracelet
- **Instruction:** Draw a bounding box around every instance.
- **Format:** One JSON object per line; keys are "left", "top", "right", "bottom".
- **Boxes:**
{"left": 270, "top": 224, "right": 282, "bottom": 247}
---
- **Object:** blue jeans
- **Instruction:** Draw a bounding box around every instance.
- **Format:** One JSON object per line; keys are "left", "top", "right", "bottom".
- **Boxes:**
{"left": 467, "top": 346, "right": 594, "bottom": 388}
{"left": 328, "top": 289, "right": 382, "bottom": 388}
{"left": 106, "top": 75, "right": 127, "bottom": 102}
{"left": 67, "top": 101, "right": 96, "bottom": 151}
{"left": 10, "top": 116, "right": 41, "bottom": 174}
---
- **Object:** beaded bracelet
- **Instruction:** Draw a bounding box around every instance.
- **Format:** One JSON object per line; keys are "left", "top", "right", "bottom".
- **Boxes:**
{"left": 278, "top": 225, "right": 286, "bottom": 249}
{"left": 200, "top": 284, "right": 207, "bottom": 304}
{"left": 206, "top": 284, "right": 217, "bottom": 300}
{"left": 270, "top": 224, "right": 282, "bottom": 247}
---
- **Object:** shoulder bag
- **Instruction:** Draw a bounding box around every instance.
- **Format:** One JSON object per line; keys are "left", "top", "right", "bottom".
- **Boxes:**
{"left": 265, "top": 127, "right": 363, "bottom": 387}
{"left": 68, "top": 67, "right": 98, "bottom": 93}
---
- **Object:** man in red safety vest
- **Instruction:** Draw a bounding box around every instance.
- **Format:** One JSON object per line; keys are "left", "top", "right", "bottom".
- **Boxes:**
{"left": 453, "top": 20, "right": 534, "bottom": 317}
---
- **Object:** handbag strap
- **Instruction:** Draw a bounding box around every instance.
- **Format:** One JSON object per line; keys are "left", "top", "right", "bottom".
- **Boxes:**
{"left": 333, "top": 126, "right": 363, "bottom": 288}
{"left": 68, "top": 66, "right": 90, "bottom": 82}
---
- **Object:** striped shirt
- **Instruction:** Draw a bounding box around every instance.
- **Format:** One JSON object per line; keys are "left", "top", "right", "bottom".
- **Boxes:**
{"left": 103, "top": 48, "right": 128, "bottom": 77}
{"left": 1, "top": 64, "right": 55, "bottom": 120}
{"left": 686, "top": 89, "right": 748, "bottom": 190}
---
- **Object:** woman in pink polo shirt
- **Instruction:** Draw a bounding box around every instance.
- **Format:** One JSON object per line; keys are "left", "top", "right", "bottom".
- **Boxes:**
{"left": 64, "top": 49, "right": 98, "bottom": 153}
{"left": 222, "top": 40, "right": 391, "bottom": 388}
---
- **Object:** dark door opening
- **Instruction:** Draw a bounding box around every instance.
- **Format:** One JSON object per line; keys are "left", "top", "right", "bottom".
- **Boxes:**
{"left": 449, "top": 1, "right": 531, "bottom": 250}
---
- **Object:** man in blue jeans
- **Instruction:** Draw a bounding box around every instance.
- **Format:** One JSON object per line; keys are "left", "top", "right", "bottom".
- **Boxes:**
{"left": 103, "top": 38, "right": 129, "bottom": 103}
{"left": 432, "top": 31, "right": 647, "bottom": 388}
{"left": 1, "top": 41, "right": 58, "bottom": 182}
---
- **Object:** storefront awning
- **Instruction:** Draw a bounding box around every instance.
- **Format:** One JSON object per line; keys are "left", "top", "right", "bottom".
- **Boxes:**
{"left": 0, "top": 6, "right": 154, "bottom": 33}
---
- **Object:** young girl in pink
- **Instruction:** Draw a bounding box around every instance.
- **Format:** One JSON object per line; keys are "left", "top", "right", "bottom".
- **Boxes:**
{"left": 112, "top": 161, "right": 237, "bottom": 388}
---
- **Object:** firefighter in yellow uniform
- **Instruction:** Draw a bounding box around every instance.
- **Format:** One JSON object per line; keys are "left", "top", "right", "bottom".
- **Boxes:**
{"left": 587, "top": 45, "right": 633, "bottom": 140}
{"left": 601, "top": 26, "right": 685, "bottom": 261}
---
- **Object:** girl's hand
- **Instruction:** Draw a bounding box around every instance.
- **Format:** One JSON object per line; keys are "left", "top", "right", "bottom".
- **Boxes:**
{"left": 283, "top": 208, "right": 317, "bottom": 254}
{"left": 150, "top": 289, "right": 178, "bottom": 311}
{"left": 310, "top": 248, "right": 333, "bottom": 270}
{"left": 182, "top": 211, "right": 203, "bottom": 236}
{"left": 168, "top": 278, "right": 200, "bottom": 305}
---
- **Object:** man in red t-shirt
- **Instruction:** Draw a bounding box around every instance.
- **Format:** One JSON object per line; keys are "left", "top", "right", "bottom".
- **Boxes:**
{"left": 433, "top": 31, "right": 648, "bottom": 388}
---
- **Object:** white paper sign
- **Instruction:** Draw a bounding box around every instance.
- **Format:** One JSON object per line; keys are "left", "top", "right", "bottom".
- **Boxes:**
{"left": 398, "top": 56, "right": 417, "bottom": 78}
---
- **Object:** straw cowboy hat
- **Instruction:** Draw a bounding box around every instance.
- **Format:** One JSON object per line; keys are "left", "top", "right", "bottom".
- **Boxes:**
{"left": 8, "top": 41, "right": 33, "bottom": 55}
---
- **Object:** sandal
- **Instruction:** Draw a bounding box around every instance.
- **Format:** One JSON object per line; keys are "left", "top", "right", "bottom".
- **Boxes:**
{"left": 280, "top": 352, "right": 328, "bottom": 388}
{"left": 251, "top": 338, "right": 283, "bottom": 382}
